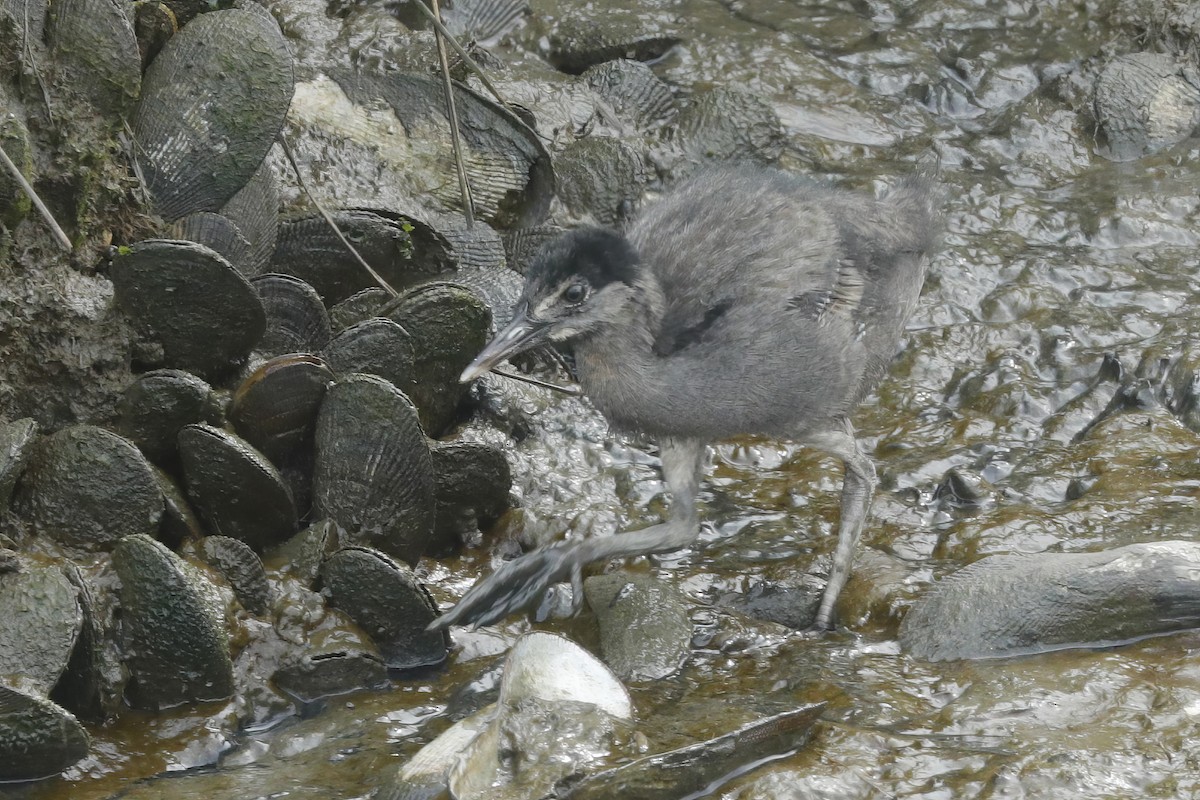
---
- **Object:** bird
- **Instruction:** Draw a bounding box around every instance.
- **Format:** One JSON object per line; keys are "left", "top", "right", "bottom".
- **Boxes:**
{"left": 429, "top": 163, "right": 942, "bottom": 632}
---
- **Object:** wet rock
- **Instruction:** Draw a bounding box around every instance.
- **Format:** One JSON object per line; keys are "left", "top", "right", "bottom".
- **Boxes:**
{"left": 271, "top": 620, "right": 387, "bottom": 703}
{"left": 677, "top": 85, "right": 785, "bottom": 165}
{"left": 555, "top": 136, "right": 647, "bottom": 225}
{"left": 112, "top": 533, "right": 235, "bottom": 710}
{"left": 583, "top": 572, "right": 690, "bottom": 682}
{"left": 428, "top": 440, "right": 512, "bottom": 554}
{"left": 266, "top": 518, "right": 339, "bottom": 589}
{"left": 721, "top": 573, "right": 825, "bottom": 631}
{"left": 900, "top": 541, "right": 1200, "bottom": 661}
{"left": 540, "top": 11, "right": 680, "bottom": 74}
{"left": 12, "top": 425, "right": 163, "bottom": 550}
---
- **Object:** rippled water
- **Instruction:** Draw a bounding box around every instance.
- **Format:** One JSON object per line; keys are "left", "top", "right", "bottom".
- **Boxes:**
{"left": 17, "top": 0, "right": 1200, "bottom": 798}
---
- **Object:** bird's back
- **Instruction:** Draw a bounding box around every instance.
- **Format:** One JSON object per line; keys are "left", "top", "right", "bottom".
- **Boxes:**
{"left": 612, "top": 164, "right": 940, "bottom": 440}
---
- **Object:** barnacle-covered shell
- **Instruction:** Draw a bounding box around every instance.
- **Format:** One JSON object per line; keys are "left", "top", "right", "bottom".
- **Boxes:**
{"left": 251, "top": 274, "right": 332, "bottom": 358}
{"left": 169, "top": 212, "right": 252, "bottom": 274}
{"left": 110, "top": 239, "right": 267, "bottom": 379}
{"left": 117, "top": 369, "right": 219, "bottom": 466}
{"left": 0, "top": 417, "right": 38, "bottom": 510}
{"left": 321, "top": 546, "right": 447, "bottom": 669}
{"left": 199, "top": 535, "right": 271, "bottom": 615}
{"left": 314, "top": 374, "right": 435, "bottom": 566}
{"left": 382, "top": 283, "right": 491, "bottom": 435}
{"left": 230, "top": 354, "right": 333, "bottom": 464}
{"left": 12, "top": 426, "right": 163, "bottom": 550}
{"left": 0, "top": 559, "right": 82, "bottom": 693}
{"left": 112, "top": 534, "right": 234, "bottom": 710}
{"left": 220, "top": 155, "right": 280, "bottom": 276}
{"left": 320, "top": 317, "right": 418, "bottom": 401}
{"left": 47, "top": 0, "right": 141, "bottom": 117}
{"left": 0, "top": 684, "right": 90, "bottom": 782}
{"left": 131, "top": 5, "right": 294, "bottom": 220}
{"left": 178, "top": 424, "right": 297, "bottom": 551}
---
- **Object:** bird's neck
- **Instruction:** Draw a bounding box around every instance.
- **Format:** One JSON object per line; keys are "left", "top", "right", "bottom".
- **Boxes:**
{"left": 573, "top": 276, "right": 671, "bottom": 430}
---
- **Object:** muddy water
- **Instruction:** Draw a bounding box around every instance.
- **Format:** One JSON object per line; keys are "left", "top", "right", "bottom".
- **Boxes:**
{"left": 14, "top": 0, "right": 1200, "bottom": 797}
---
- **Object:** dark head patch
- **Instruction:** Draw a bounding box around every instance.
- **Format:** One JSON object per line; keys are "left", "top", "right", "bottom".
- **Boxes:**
{"left": 527, "top": 227, "right": 641, "bottom": 291}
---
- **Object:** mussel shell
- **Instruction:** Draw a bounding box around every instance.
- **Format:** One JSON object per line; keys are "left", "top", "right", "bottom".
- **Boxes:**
{"left": 230, "top": 354, "right": 334, "bottom": 464}
{"left": 250, "top": 274, "right": 333, "bottom": 359}
{"left": 112, "top": 533, "right": 234, "bottom": 710}
{"left": 268, "top": 210, "right": 430, "bottom": 306}
{"left": 502, "top": 225, "right": 565, "bottom": 275}
{"left": 152, "top": 465, "right": 203, "bottom": 548}
{"left": 199, "top": 535, "right": 272, "bottom": 615}
{"left": 47, "top": 0, "right": 141, "bottom": 117}
{"left": 271, "top": 616, "right": 387, "bottom": 703}
{"left": 132, "top": 5, "right": 294, "bottom": 220}
{"left": 169, "top": 212, "right": 252, "bottom": 274}
{"left": 50, "top": 563, "right": 107, "bottom": 722}
{"left": 12, "top": 426, "right": 164, "bottom": 550}
{"left": 381, "top": 282, "right": 491, "bottom": 436}
{"left": 314, "top": 374, "right": 436, "bottom": 567}
{"left": 542, "top": 14, "right": 680, "bottom": 74}
{"left": 442, "top": 0, "right": 527, "bottom": 40}
{"left": 132, "top": 1, "right": 177, "bottom": 69}
{"left": 0, "top": 417, "right": 38, "bottom": 510}
{"left": 220, "top": 154, "right": 280, "bottom": 277}
{"left": 583, "top": 59, "right": 677, "bottom": 130}
{"left": 320, "top": 317, "right": 418, "bottom": 402}
{"left": 329, "top": 287, "right": 391, "bottom": 332}
{"left": 429, "top": 441, "right": 512, "bottom": 554}
{"left": 117, "top": 368, "right": 219, "bottom": 466}
{"left": 1095, "top": 52, "right": 1200, "bottom": 161}
{"left": 178, "top": 424, "right": 297, "bottom": 552}
{"left": 555, "top": 136, "right": 646, "bottom": 226}
{"left": 677, "top": 85, "right": 785, "bottom": 165}
{"left": 321, "top": 546, "right": 447, "bottom": 669}
{"left": 0, "top": 684, "right": 90, "bottom": 782}
{"left": 326, "top": 71, "right": 553, "bottom": 228}
{"left": 0, "top": 559, "right": 83, "bottom": 693}
{"left": 110, "top": 239, "right": 267, "bottom": 379}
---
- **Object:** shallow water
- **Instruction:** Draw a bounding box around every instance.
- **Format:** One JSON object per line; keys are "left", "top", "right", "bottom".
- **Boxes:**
{"left": 12, "top": 0, "right": 1200, "bottom": 797}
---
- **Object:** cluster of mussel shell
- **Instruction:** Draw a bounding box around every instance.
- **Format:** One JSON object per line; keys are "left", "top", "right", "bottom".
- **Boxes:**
{"left": 0, "top": 0, "right": 802, "bottom": 783}
{"left": 0, "top": 0, "right": 559, "bottom": 783}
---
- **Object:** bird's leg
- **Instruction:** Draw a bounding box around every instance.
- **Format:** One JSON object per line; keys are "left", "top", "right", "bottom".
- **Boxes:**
{"left": 428, "top": 438, "right": 706, "bottom": 631}
{"left": 807, "top": 418, "right": 877, "bottom": 630}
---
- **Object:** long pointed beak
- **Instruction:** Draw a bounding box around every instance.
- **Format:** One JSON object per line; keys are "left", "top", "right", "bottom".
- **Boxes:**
{"left": 460, "top": 308, "right": 548, "bottom": 383}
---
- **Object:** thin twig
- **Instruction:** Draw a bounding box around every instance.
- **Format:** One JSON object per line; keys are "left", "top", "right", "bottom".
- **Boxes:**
{"left": 492, "top": 366, "right": 580, "bottom": 396}
{"left": 407, "top": 0, "right": 513, "bottom": 113}
{"left": 278, "top": 134, "right": 399, "bottom": 298}
{"left": 0, "top": 143, "right": 71, "bottom": 251}
{"left": 430, "top": 0, "right": 475, "bottom": 227}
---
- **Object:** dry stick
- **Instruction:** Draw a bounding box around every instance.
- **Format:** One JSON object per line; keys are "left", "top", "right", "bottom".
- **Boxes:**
{"left": 406, "top": 0, "right": 513, "bottom": 114}
{"left": 278, "top": 134, "right": 399, "bottom": 299}
{"left": 430, "top": 0, "right": 475, "bottom": 227}
{"left": 0, "top": 143, "right": 71, "bottom": 251}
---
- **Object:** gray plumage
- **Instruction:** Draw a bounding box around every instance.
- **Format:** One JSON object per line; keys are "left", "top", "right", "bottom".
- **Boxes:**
{"left": 434, "top": 163, "right": 943, "bottom": 632}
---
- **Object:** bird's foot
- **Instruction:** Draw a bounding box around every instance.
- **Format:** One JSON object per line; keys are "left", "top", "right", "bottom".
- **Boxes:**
{"left": 427, "top": 542, "right": 585, "bottom": 631}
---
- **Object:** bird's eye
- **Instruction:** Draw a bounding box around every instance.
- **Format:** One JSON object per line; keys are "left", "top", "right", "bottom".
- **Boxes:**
{"left": 563, "top": 283, "right": 588, "bottom": 304}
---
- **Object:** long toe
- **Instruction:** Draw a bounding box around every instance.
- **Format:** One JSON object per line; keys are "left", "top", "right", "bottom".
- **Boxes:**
{"left": 426, "top": 544, "right": 580, "bottom": 631}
